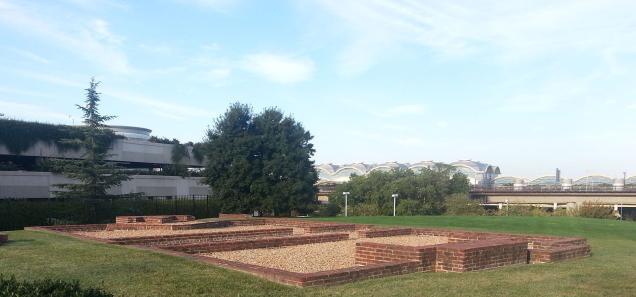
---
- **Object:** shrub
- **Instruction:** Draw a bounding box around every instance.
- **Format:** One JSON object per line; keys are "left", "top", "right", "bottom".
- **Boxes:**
{"left": 396, "top": 199, "right": 423, "bottom": 216}
{"left": 351, "top": 203, "right": 383, "bottom": 216}
{"left": 444, "top": 194, "right": 484, "bottom": 216}
{"left": 497, "top": 205, "right": 553, "bottom": 216}
{"left": 570, "top": 201, "right": 616, "bottom": 219}
{"left": 0, "top": 275, "right": 112, "bottom": 297}
{"left": 315, "top": 203, "right": 341, "bottom": 217}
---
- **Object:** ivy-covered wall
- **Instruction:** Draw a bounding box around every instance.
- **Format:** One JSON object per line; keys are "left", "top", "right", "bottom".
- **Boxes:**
{"left": 0, "top": 119, "right": 82, "bottom": 154}
{"left": 0, "top": 119, "right": 118, "bottom": 155}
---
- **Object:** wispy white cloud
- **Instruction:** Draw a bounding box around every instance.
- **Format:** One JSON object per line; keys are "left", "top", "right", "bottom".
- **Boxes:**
{"left": 0, "top": 1, "right": 131, "bottom": 73}
{"left": 103, "top": 88, "right": 214, "bottom": 120}
{"left": 13, "top": 69, "right": 213, "bottom": 121}
{"left": 63, "top": 0, "right": 128, "bottom": 11}
{"left": 0, "top": 99, "right": 74, "bottom": 123}
{"left": 386, "top": 104, "right": 426, "bottom": 116}
{"left": 6, "top": 47, "right": 50, "bottom": 64}
{"left": 0, "top": 85, "right": 52, "bottom": 98}
{"left": 175, "top": 0, "right": 240, "bottom": 12}
{"left": 369, "top": 103, "right": 426, "bottom": 118}
{"left": 498, "top": 75, "right": 593, "bottom": 113}
{"left": 313, "top": 0, "right": 636, "bottom": 74}
{"left": 241, "top": 53, "right": 315, "bottom": 84}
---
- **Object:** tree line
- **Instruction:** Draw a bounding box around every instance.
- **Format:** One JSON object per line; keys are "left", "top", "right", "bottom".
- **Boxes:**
{"left": 51, "top": 79, "right": 473, "bottom": 217}
{"left": 52, "top": 80, "right": 317, "bottom": 216}
{"left": 327, "top": 168, "right": 470, "bottom": 216}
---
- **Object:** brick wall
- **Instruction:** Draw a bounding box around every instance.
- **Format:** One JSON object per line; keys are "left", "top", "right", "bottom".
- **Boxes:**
{"left": 218, "top": 213, "right": 251, "bottom": 219}
{"left": 36, "top": 224, "right": 108, "bottom": 232}
{"left": 297, "top": 261, "right": 422, "bottom": 287}
{"left": 530, "top": 244, "right": 591, "bottom": 263}
{"left": 108, "top": 227, "right": 294, "bottom": 246}
{"left": 435, "top": 239, "right": 529, "bottom": 272}
{"left": 115, "top": 215, "right": 195, "bottom": 224}
{"left": 201, "top": 256, "right": 422, "bottom": 287}
{"left": 355, "top": 242, "right": 437, "bottom": 271}
{"left": 163, "top": 233, "right": 350, "bottom": 254}
{"left": 357, "top": 228, "right": 412, "bottom": 238}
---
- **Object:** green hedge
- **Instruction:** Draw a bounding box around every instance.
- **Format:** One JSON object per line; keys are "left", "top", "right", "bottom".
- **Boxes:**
{"left": 0, "top": 275, "right": 112, "bottom": 297}
{"left": 0, "top": 197, "right": 221, "bottom": 231}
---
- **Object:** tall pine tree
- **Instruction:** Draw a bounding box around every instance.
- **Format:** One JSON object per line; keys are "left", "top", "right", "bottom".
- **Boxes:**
{"left": 53, "top": 79, "right": 129, "bottom": 199}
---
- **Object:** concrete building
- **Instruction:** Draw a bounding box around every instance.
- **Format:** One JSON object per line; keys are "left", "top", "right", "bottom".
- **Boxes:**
{"left": 0, "top": 123, "right": 208, "bottom": 198}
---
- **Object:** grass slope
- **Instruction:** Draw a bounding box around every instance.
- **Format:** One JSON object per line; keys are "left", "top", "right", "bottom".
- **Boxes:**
{"left": 1, "top": 216, "right": 635, "bottom": 297}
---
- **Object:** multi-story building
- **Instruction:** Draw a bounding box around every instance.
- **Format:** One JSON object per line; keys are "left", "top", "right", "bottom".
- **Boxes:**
{"left": 0, "top": 121, "right": 208, "bottom": 198}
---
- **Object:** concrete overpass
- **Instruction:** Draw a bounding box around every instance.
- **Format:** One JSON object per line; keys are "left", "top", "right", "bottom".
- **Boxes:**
{"left": 470, "top": 190, "right": 636, "bottom": 210}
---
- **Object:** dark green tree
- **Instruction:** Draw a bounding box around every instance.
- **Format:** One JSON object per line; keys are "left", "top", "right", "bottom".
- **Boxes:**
{"left": 202, "top": 103, "right": 317, "bottom": 215}
{"left": 329, "top": 168, "right": 465, "bottom": 216}
{"left": 53, "top": 79, "right": 129, "bottom": 199}
{"left": 448, "top": 172, "right": 470, "bottom": 194}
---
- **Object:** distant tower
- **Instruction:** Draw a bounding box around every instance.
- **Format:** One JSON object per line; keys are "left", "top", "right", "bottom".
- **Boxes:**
{"left": 556, "top": 168, "right": 561, "bottom": 183}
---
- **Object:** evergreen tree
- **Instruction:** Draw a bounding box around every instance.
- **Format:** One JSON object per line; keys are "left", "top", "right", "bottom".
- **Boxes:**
{"left": 202, "top": 103, "right": 318, "bottom": 215}
{"left": 53, "top": 79, "right": 129, "bottom": 199}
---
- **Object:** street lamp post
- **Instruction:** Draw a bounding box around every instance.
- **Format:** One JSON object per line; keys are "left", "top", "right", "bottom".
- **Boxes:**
{"left": 343, "top": 192, "right": 350, "bottom": 217}
{"left": 392, "top": 194, "right": 398, "bottom": 217}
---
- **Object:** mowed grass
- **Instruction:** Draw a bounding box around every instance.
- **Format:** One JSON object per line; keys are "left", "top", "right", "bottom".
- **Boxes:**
{"left": 0, "top": 216, "right": 634, "bottom": 297}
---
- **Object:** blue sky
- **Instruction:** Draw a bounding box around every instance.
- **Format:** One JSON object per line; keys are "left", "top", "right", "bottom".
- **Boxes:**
{"left": 1, "top": 0, "right": 636, "bottom": 178}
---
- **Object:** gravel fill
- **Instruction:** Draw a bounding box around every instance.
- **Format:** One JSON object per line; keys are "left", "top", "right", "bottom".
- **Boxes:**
{"left": 205, "top": 235, "right": 447, "bottom": 273}
{"left": 76, "top": 225, "right": 288, "bottom": 239}
{"left": 360, "top": 235, "right": 448, "bottom": 246}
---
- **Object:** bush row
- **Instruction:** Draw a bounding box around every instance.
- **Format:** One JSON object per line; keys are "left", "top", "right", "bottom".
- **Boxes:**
{"left": 0, "top": 275, "right": 112, "bottom": 297}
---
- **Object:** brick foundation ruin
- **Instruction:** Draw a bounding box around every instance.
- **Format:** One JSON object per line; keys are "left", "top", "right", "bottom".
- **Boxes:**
{"left": 27, "top": 215, "right": 591, "bottom": 287}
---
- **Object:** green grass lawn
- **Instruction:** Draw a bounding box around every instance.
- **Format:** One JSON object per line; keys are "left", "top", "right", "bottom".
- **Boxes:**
{"left": 1, "top": 216, "right": 635, "bottom": 297}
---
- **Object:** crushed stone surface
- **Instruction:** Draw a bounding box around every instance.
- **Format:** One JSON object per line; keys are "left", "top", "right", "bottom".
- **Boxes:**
{"left": 204, "top": 235, "right": 447, "bottom": 273}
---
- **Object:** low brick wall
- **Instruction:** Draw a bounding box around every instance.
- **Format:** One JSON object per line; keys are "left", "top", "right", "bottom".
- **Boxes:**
{"left": 115, "top": 215, "right": 195, "bottom": 224}
{"left": 201, "top": 256, "right": 422, "bottom": 287}
{"left": 530, "top": 244, "right": 591, "bottom": 263}
{"left": 106, "top": 219, "right": 267, "bottom": 231}
{"left": 0, "top": 233, "right": 7, "bottom": 245}
{"left": 357, "top": 228, "right": 412, "bottom": 238}
{"left": 435, "top": 239, "right": 529, "bottom": 272}
{"left": 297, "top": 260, "right": 422, "bottom": 287}
{"left": 219, "top": 213, "right": 251, "bottom": 219}
{"left": 163, "top": 233, "right": 350, "bottom": 254}
{"left": 108, "top": 227, "right": 294, "bottom": 246}
{"left": 303, "top": 224, "right": 356, "bottom": 233}
{"left": 355, "top": 242, "right": 437, "bottom": 271}
{"left": 33, "top": 224, "right": 108, "bottom": 232}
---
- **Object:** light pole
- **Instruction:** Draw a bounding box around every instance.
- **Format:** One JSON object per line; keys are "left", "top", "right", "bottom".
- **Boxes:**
{"left": 342, "top": 192, "right": 350, "bottom": 217}
{"left": 392, "top": 194, "right": 398, "bottom": 217}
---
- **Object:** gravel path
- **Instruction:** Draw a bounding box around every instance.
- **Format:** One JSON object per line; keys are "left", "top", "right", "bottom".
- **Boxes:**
{"left": 76, "top": 225, "right": 287, "bottom": 239}
{"left": 205, "top": 235, "right": 447, "bottom": 273}
{"left": 360, "top": 235, "right": 448, "bottom": 246}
